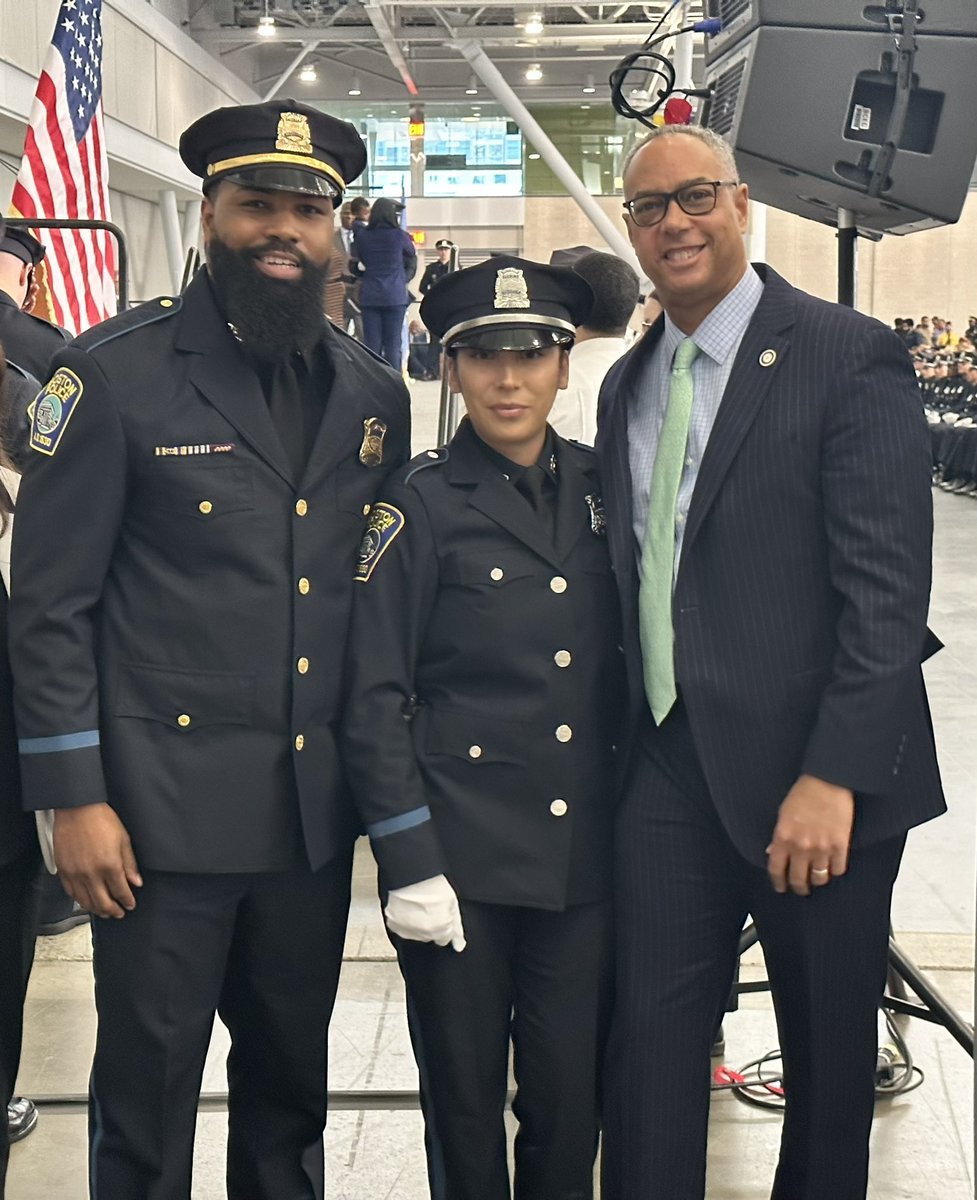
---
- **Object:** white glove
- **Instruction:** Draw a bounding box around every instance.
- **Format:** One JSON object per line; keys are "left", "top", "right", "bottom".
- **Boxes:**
{"left": 385, "top": 874, "right": 466, "bottom": 952}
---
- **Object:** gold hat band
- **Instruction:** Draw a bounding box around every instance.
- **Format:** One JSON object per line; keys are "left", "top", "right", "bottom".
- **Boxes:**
{"left": 443, "top": 311, "right": 577, "bottom": 346}
{"left": 206, "top": 152, "right": 346, "bottom": 190}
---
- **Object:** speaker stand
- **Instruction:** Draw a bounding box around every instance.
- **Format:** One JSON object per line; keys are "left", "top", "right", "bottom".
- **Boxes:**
{"left": 837, "top": 208, "right": 858, "bottom": 307}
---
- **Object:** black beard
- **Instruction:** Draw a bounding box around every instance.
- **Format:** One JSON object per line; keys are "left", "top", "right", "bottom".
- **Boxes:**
{"left": 207, "top": 234, "right": 329, "bottom": 362}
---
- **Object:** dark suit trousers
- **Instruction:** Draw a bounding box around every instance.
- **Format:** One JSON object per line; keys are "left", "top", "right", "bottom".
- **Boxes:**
{"left": 395, "top": 898, "right": 613, "bottom": 1200}
{"left": 601, "top": 708, "right": 905, "bottom": 1200}
{"left": 0, "top": 843, "right": 40, "bottom": 1196}
{"left": 88, "top": 858, "right": 351, "bottom": 1200}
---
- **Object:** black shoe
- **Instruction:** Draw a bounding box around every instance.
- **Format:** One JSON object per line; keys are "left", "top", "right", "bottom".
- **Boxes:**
{"left": 6, "top": 1097, "right": 38, "bottom": 1142}
{"left": 38, "top": 898, "right": 90, "bottom": 937}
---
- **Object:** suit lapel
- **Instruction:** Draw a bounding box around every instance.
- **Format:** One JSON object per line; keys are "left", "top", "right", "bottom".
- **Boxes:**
{"left": 682, "top": 270, "right": 796, "bottom": 561}
{"left": 176, "top": 274, "right": 295, "bottom": 486}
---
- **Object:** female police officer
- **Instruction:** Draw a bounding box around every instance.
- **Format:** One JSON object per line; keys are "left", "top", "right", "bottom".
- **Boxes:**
{"left": 343, "top": 256, "right": 623, "bottom": 1200}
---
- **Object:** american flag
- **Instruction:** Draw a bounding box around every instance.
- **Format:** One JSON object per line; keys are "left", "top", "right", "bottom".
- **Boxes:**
{"left": 7, "top": 0, "right": 116, "bottom": 334}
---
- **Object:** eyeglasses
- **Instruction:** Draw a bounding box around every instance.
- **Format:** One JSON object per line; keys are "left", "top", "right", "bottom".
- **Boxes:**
{"left": 623, "top": 181, "right": 738, "bottom": 228}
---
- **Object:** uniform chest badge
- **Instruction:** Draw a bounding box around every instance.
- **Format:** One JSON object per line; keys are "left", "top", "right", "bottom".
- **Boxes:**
{"left": 355, "top": 502, "right": 405, "bottom": 582}
{"left": 359, "top": 417, "right": 388, "bottom": 466}
{"left": 29, "top": 368, "right": 83, "bottom": 457}
{"left": 584, "top": 493, "right": 606, "bottom": 536}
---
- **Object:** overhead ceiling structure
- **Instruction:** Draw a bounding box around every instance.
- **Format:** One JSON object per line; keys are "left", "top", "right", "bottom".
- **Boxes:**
{"left": 189, "top": 0, "right": 708, "bottom": 107}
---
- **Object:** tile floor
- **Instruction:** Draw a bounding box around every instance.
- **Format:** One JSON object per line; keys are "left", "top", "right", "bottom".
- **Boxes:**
{"left": 6, "top": 379, "right": 974, "bottom": 1198}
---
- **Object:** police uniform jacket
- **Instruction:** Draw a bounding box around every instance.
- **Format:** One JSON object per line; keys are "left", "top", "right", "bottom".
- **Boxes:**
{"left": 0, "top": 473, "right": 30, "bottom": 869}
{"left": 0, "top": 288, "right": 69, "bottom": 382}
{"left": 418, "top": 260, "right": 450, "bottom": 296}
{"left": 342, "top": 418, "right": 623, "bottom": 911}
{"left": 9, "top": 271, "right": 410, "bottom": 874}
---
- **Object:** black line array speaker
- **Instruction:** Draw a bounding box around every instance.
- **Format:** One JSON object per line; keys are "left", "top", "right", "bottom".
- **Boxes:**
{"left": 705, "top": 1, "right": 977, "bottom": 62}
{"left": 701, "top": 11, "right": 977, "bottom": 234}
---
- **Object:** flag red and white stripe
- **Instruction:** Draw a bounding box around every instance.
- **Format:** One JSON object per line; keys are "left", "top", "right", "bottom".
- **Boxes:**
{"left": 8, "top": 0, "right": 116, "bottom": 335}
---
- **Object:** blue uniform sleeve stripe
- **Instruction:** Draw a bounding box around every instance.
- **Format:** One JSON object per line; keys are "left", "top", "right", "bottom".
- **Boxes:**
{"left": 19, "top": 730, "right": 101, "bottom": 755}
{"left": 366, "top": 806, "right": 432, "bottom": 839}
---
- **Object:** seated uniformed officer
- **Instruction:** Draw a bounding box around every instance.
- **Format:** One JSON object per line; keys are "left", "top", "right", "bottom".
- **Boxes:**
{"left": 343, "top": 256, "right": 623, "bottom": 1200}
{"left": 9, "top": 101, "right": 410, "bottom": 1199}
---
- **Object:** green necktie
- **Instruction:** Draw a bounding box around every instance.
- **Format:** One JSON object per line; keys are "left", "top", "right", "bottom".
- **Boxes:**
{"left": 639, "top": 337, "right": 700, "bottom": 724}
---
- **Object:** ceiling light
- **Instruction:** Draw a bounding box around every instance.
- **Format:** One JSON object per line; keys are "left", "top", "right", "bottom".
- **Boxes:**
{"left": 525, "top": 63, "right": 543, "bottom": 82}
{"left": 257, "top": 14, "right": 276, "bottom": 36}
{"left": 582, "top": 73, "right": 596, "bottom": 94}
{"left": 465, "top": 75, "right": 479, "bottom": 96}
{"left": 348, "top": 76, "right": 362, "bottom": 97}
{"left": 524, "top": 12, "right": 544, "bottom": 36}
{"left": 580, "top": 104, "right": 590, "bottom": 110}
{"left": 299, "top": 63, "right": 317, "bottom": 83}
{"left": 528, "top": 152, "right": 541, "bottom": 160}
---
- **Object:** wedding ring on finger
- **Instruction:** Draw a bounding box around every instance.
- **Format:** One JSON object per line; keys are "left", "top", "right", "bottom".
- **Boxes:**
{"left": 810, "top": 867, "right": 831, "bottom": 879}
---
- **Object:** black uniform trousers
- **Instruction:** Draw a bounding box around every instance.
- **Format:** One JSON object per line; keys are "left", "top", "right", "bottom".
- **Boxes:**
{"left": 601, "top": 705, "right": 905, "bottom": 1200}
{"left": 395, "top": 898, "right": 613, "bottom": 1200}
{"left": 88, "top": 855, "right": 352, "bottom": 1200}
{"left": 0, "top": 843, "right": 40, "bottom": 1195}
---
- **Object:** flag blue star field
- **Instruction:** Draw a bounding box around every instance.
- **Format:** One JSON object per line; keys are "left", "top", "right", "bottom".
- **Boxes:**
{"left": 9, "top": 0, "right": 116, "bottom": 333}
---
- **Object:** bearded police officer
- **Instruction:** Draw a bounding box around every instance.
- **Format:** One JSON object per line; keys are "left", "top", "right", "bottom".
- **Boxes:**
{"left": 343, "top": 257, "right": 622, "bottom": 1200}
{"left": 9, "top": 101, "right": 410, "bottom": 1200}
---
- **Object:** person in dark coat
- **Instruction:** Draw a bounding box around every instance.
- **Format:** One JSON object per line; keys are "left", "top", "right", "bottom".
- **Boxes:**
{"left": 351, "top": 196, "right": 416, "bottom": 371}
{"left": 597, "top": 125, "right": 945, "bottom": 1200}
{"left": 343, "top": 256, "right": 623, "bottom": 1200}
{"left": 0, "top": 352, "right": 41, "bottom": 1196}
{"left": 0, "top": 222, "right": 69, "bottom": 383}
{"left": 8, "top": 100, "right": 411, "bottom": 1200}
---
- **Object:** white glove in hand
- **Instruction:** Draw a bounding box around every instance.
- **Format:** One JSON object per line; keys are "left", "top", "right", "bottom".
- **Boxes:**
{"left": 385, "top": 874, "right": 466, "bottom": 952}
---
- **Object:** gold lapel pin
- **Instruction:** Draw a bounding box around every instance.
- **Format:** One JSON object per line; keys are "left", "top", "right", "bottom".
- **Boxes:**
{"left": 759, "top": 349, "right": 777, "bottom": 368}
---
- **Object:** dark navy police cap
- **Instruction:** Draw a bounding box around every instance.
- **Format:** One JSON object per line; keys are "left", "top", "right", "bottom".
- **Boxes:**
{"left": 420, "top": 254, "right": 594, "bottom": 352}
{"left": 0, "top": 225, "right": 46, "bottom": 268}
{"left": 179, "top": 100, "right": 367, "bottom": 201}
{"left": 435, "top": 238, "right": 455, "bottom": 249}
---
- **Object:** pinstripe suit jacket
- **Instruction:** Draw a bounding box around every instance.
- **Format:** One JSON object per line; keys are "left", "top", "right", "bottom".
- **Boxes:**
{"left": 596, "top": 265, "right": 945, "bottom": 865}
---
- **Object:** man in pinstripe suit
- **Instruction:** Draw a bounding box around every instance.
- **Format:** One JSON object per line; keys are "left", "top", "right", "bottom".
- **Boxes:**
{"left": 596, "top": 126, "right": 945, "bottom": 1199}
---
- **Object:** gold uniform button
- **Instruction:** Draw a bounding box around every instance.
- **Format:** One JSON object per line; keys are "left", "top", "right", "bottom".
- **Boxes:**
{"left": 177, "top": 714, "right": 191, "bottom": 728}
{"left": 295, "top": 734, "right": 305, "bottom": 751}
{"left": 159, "top": 298, "right": 174, "bottom": 308}
{"left": 550, "top": 799, "right": 568, "bottom": 817}
{"left": 555, "top": 724, "right": 573, "bottom": 743}
{"left": 554, "top": 650, "right": 572, "bottom": 668}
{"left": 550, "top": 576, "right": 568, "bottom": 594}
{"left": 468, "top": 745, "right": 482, "bottom": 759}
{"left": 297, "top": 657, "right": 310, "bottom": 675}
{"left": 298, "top": 577, "right": 311, "bottom": 595}
{"left": 490, "top": 567, "right": 504, "bottom": 581}
{"left": 362, "top": 504, "right": 371, "bottom": 516}
{"left": 198, "top": 500, "right": 213, "bottom": 515}
{"left": 295, "top": 499, "right": 308, "bottom": 516}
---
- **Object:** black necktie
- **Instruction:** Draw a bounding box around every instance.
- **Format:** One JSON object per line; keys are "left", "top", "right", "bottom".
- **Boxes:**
{"left": 267, "top": 356, "right": 307, "bottom": 479}
{"left": 516, "top": 464, "right": 556, "bottom": 541}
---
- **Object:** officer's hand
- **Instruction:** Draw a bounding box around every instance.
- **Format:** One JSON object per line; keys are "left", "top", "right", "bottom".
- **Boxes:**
{"left": 53, "top": 803, "right": 143, "bottom": 919}
{"left": 385, "top": 874, "right": 466, "bottom": 952}
{"left": 766, "top": 774, "right": 854, "bottom": 897}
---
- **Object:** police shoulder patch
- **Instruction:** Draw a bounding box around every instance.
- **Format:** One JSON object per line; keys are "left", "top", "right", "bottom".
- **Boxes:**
{"left": 29, "top": 368, "right": 84, "bottom": 456}
{"left": 355, "top": 502, "right": 405, "bottom": 582}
